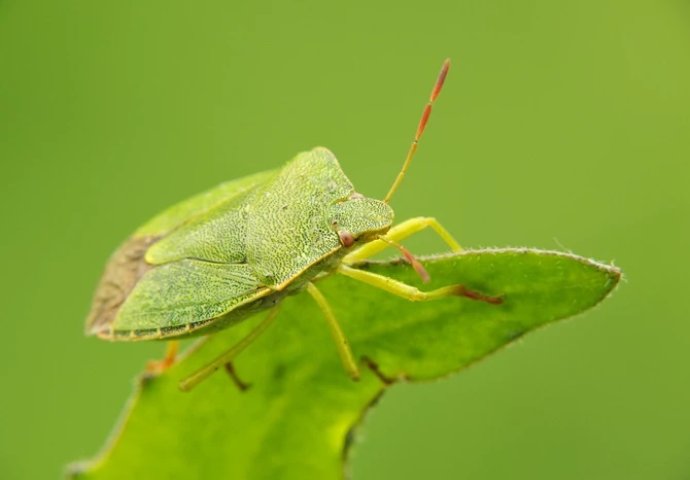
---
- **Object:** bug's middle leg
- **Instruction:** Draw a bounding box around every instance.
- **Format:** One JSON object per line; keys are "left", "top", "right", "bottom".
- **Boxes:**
{"left": 344, "top": 216, "right": 461, "bottom": 265}
{"left": 306, "top": 282, "right": 360, "bottom": 381}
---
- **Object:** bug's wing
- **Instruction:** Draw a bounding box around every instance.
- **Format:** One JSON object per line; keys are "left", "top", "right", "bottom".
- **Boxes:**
{"left": 87, "top": 259, "right": 269, "bottom": 339}
{"left": 143, "top": 189, "right": 251, "bottom": 264}
{"left": 136, "top": 169, "right": 276, "bottom": 238}
{"left": 86, "top": 169, "right": 276, "bottom": 337}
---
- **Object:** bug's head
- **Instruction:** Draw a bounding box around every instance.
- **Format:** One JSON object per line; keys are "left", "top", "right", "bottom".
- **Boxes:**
{"left": 330, "top": 58, "right": 451, "bottom": 250}
{"left": 329, "top": 193, "right": 394, "bottom": 248}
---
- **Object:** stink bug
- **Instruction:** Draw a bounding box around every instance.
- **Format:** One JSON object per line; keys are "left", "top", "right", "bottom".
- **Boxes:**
{"left": 85, "top": 59, "right": 501, "bottom": 391}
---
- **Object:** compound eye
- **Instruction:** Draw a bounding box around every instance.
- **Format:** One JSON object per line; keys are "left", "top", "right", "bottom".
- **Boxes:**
{"left": 337, "top": 229, "right": 355, "bottom": 247}
{"left": 331, "top": 219, "right": 356, "bottom": 247}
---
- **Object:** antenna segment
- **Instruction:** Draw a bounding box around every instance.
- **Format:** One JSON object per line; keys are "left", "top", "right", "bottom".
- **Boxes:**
{"left": 383, "top": 58, "right": 451, "bottom": 203}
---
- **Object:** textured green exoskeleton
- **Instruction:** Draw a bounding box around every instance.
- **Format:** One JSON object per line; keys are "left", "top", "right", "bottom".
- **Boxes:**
{"left": 86, "top": 59, "right": 500, "bottom": 390}
{"left": 87, "top": 148, "right": 392, "bottom": 339}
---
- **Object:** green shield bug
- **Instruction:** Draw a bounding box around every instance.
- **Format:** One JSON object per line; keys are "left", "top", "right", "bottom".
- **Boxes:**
{"left": 85, "top": 59, "right": 501, "bottom": 391}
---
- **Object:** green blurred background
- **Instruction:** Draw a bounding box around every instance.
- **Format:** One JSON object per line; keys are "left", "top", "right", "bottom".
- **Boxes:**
{"left": 1, "top": 0, "right": 688, "bottom": 478}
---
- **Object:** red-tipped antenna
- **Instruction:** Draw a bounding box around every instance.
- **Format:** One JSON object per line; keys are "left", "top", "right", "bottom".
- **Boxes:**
{"left": 377, "top": 236, "right": 431, "bottom": 283}
{"left": 383, "top": 58, "right": 451, "bottom": 203}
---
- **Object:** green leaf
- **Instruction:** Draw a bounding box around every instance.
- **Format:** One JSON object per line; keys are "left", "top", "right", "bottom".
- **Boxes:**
{"left": 69, "top": 248, "right": 620, "bottom": 479}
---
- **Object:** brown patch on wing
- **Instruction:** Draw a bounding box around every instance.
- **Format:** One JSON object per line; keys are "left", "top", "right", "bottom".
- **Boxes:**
{"left": 85, "top": 236, "right": 159, "bottom": 336}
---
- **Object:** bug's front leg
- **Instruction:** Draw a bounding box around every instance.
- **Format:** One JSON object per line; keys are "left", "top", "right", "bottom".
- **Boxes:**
{"left": 343, "top": 216, "right": 461, "bottom": 265}
{"left": 338, "top": 265, "right": 503, "bottom": 305}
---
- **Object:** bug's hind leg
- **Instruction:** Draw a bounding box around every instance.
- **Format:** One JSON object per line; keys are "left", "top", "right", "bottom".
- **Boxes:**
{"left": 306, "top": 282, "right": 360, "bottom": 381}
{"left": 224, "top": 362, "right": 251, "bottom": 391}
{"left": 338, "top": 265, "right": 503, "bottom": 305}
{"left": 344, "top": 217, "right": 461, "bottom": 265}
{"left": 146, "top": 340, "right": 180, "bottom": 375}
{"left": 179, "top": 307, "right": 281, "bottom": 392}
